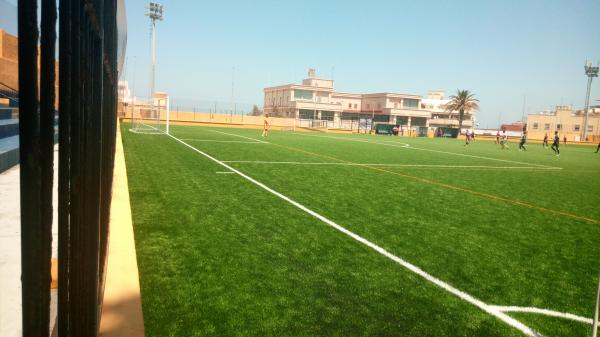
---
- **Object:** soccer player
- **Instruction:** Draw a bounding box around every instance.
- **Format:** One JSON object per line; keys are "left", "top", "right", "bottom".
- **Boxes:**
{"left": 464, "top": 130, "right": 471, "bottom": 146}
{"left": 595, "top": 142, "right": 600, "bottom": 153}
{"left": 495, "top": 130, "right": 500, "bottom": 144}
{"left": 518, "top": 131, "right": 527, "bottom": 151}
{"left": 262, "top": 113, "right": 270, "bottom": 137}
{"left": 551, "top": 131, "right": 560, "bottom": 156}
{"left": 500, "top": 131, "right": 509, "bottom": 150}
{"left": 543, "top": 133, "right": 549, "bottom": 148}
{"left": 563, "top": 135, "right": 567, "bottom": 146}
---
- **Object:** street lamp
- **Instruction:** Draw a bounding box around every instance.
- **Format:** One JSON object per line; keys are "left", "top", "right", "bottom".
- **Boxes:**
{"left": 583, "top": 60, "right": 599, "bottom": 141}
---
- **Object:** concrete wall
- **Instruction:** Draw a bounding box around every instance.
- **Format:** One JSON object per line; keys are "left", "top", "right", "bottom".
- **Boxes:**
{"left": 0, "top": 29, "right": 18, "bottom": 90}
{"left": 0, "top": 29, "right": 59, "bottom": 108}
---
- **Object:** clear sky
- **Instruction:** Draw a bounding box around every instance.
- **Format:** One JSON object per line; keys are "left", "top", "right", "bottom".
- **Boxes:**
{"left": 121, "top": 0, "right": 600, "bottom": 128}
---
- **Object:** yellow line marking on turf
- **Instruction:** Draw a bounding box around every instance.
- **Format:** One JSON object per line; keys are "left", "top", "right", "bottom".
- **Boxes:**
{"left": 267, "top": 142, "right": 600, "bottom": 225}
{"left": 166, "top": 133, "right": 545, "bottom": 337}
{"left": 291, "top": 132, "right": 561, "bottom": 169}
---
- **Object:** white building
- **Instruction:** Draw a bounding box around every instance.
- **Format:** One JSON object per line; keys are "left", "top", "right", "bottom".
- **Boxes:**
{"left": 264, "top": 69, "right": 473, "bottom": 131}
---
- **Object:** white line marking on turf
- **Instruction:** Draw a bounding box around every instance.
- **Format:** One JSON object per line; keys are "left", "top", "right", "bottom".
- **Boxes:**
{"left": 209, "top": 129, "right": 269, "bottom": 144}
{"left": 180, "top": 138, "right": 263, "bottom": 144}
{"left": 221, "top": 160, "right": 561, "bottom": 170}
{"left": 215, "top": 171, "right": 235, "bottom": 174}
{"left": 166, "top": 132, "right": 545, "bottom": 337}
{"left": 490, "top": 306, "right": 593, "bottom": 325}
{"left": 291, "top": 133, "right": 560, "bottom": 169}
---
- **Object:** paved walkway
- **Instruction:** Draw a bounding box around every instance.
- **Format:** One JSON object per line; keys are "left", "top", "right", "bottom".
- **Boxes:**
{"left": 0, "top": 146, "right": 58, "bottom": 337}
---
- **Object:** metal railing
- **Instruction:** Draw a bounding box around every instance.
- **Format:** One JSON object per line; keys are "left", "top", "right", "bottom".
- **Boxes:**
{"left": 0, "top": 81, "right": 19, "bottom": 104}
{"left": 18, "top": 0, "right": 120, "bottom": 336}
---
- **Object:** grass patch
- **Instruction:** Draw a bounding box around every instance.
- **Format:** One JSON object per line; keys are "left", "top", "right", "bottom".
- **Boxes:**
{"left": 122, "top": 123, "right": 600, "bottom": 337}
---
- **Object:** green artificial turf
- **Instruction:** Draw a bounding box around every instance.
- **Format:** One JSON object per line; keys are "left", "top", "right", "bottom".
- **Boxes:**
{"left": 121, "top": 123, "right": 600, "bottom": 337}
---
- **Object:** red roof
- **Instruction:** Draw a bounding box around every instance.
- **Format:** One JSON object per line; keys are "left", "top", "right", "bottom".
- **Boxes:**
{"left": 500, "top": 122, "right": 525, "bottom": 132}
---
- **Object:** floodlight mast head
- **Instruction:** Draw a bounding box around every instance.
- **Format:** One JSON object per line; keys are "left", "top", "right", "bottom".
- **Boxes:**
{"left": 585, "top": 60, "right": 599, "bottom": 78}
{"left": 582, "top": 60, "right": 599, "bottom": 140}
{"left": 145, "top": 2, "right": 164, "bottom": 22}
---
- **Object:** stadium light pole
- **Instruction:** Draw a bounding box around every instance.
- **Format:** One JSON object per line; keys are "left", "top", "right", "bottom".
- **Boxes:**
{"left": 583, "top": 60, "right": 599, "bottom": 141}
{"left": 145, "top": 2, "right": 164, "bottom": 122}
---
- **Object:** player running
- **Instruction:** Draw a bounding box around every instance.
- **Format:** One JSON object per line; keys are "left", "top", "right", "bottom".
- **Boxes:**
{"left": 543, "top": 133, "right": 549, "bottom": 148}
{"left": 595, "top": 142, "right": 600, "bottom": 153}
{"left": 518, "top": 131, "right": 527, "bottom": 151}
{"left": 262, "top": 113, "right": 270, "bottom": 137}
{"left": 500, "top": 130, "right": 509, "bottom": 150}
{"left": 464, "top": 130, "right": 471, "bottom": 146}
{"left": 551, "top": 131, "right": 560, "bottom": 156}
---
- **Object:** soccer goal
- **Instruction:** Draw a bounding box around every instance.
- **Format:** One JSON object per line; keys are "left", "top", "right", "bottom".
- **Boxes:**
{"left": 130, "top": 95, "right": 170, "bottom": 134}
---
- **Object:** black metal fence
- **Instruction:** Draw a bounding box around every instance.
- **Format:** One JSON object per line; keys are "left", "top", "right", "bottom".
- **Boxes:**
{"left": 18, "top": 0, "right": 119, "bottom": 336}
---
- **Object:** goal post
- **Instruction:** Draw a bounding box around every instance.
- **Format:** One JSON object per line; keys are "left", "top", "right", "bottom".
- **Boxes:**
{"left": 593, "top": 270, "right": 600, "bottom": 337}
{"left": 129, "top": 95, "right": 170, "bottom": 134}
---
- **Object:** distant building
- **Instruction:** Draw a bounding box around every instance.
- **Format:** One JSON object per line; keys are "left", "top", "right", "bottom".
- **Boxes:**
{"left": 526, "top": 105, "right": 600, "bottom": 142}
{"left": 421, "top": 90, "right": 475, "bottom": 129}
{"left": 263, "top": 69, "right": 474, "bottom": 131}
{"left": 500, "top": 122, "right": 525, "bottom": 132}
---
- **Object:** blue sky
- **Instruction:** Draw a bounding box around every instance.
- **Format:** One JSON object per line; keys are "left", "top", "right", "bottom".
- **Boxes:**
{"left": 4, "top": 0, "right": 599, "bottom": 127}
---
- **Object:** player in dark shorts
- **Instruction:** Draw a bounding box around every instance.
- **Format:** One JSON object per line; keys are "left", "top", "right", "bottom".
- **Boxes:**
{"left": 518, "top": 131, "right": 527, "bottom": 151}
{"left": 543, "top": 133, "right": 549, "bottom": 148}
{"left": 563, "top": 136, "right": 567, "bottom": 146}
{"left": 551, "top": 131, "right": 560, "bottom": 156}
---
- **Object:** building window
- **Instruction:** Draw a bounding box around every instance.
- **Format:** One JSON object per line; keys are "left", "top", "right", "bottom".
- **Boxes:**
{"left": 354, "top": 104, "right": 357, "bottom": 109}
{"left": 532, "top": 122, "right": 538, "bottom": 130}
{"left": 348, "top": 103, "right": 352, "bottom": 109}
{"left": 574, "top": 124, "right": 580, "bottom": 131}
{"left": 320, "top": 111, "right": 335, "bottom": 121}
{"left": 394, "top": 103, "right": 398, "bottom": 109}
{"left": 404, "top": 99, "right": 419, "bottom": 109}
{"left": 588, "top": 125, "right": 593, "bottom": 132}
{"left": 556, "top": 123, "right": 562, "bottom": 130}
{"left": 294, "top": 89, "right": 313, "bottom": 100}
{"left": 544, "top": 123, "right": 550, "bottom": 130}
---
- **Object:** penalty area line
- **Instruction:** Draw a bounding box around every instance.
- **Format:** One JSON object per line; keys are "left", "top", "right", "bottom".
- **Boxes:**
{"left": 222, "top": 160, "right": 562, "bottom": 170}
{"left": 166, "top": 132, "right": 543, "bottom": 337}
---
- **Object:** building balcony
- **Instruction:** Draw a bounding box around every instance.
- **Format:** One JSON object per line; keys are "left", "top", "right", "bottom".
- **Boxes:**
{"left": 293, "top": 101, "right": 343, "bottom": 112}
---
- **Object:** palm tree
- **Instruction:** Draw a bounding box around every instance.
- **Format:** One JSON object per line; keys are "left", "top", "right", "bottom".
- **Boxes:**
{"left": 444, "top": 90, "right": 479, "bottom": 137}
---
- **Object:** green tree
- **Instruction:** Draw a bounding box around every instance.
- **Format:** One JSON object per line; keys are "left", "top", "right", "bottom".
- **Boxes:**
{"left": 250, "top": 104, "right": 263, "bottom": 116}
{"left": 444, "top": 90, "right": 479, "bottom": 136}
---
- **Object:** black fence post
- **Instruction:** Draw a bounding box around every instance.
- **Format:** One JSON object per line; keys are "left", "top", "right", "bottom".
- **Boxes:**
{"left": 18, "top": 0, "right": 53, "bottom": 335}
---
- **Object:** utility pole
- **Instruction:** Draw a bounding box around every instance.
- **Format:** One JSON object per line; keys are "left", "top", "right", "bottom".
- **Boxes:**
{"left": 583, "top": 60, "right": 599, "bottom": 141}
{"left": 231, "top": 66, "right": 235, "bottom": 122}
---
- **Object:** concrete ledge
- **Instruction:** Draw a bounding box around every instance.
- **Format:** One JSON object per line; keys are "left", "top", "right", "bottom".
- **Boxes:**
{"left": 99, "top": 120, "right": 145, "bottom": 337}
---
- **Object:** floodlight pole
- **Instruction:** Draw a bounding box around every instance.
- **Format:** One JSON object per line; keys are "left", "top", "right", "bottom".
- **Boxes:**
{"left": 145, "top": 2, "right": 164, "bottom": 122}
{"left": 583, "top": 61, "right": 599, "bottom": 141}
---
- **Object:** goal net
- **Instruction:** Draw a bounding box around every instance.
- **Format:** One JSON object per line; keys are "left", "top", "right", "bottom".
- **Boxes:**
{"left": 130, "top": 96, "right": 169, "bottom": 134}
